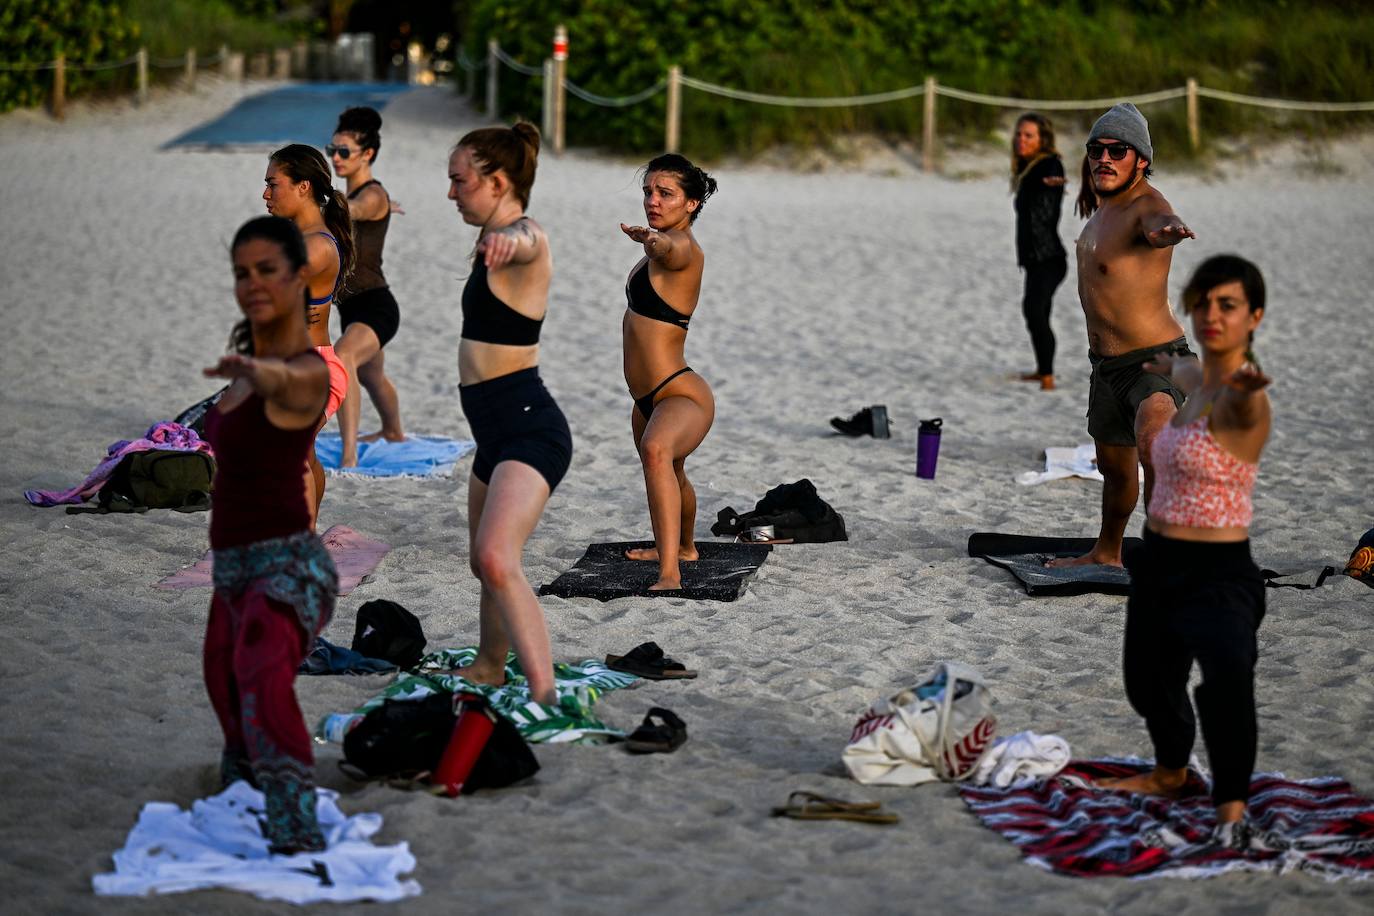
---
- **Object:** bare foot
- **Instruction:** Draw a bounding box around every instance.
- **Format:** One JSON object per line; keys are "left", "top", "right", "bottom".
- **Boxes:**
{"left": 453, "top": 663, "right": 506, "bottom": 688}
{"left": 625, "top": 546, "right": 699, "bottom": 562}
{"left": 1097, "top": 767, "right": 1190, "bottom": 799}
{"left": 1046, "top": 550, "right": 1122, "bottom": 569}
{"left": 647, "top": 576, "right": 682, "bottom": 591}
{"left": 359, "top": 429, "right": 406, "bottom": 444}
{"left": 341, "top": 453, "right": 358, "bottom": 468}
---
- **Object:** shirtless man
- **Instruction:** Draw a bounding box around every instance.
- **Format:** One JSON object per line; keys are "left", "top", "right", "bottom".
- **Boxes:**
{"left": 1050, "top": 103, "right": 1197, "bottom": 568}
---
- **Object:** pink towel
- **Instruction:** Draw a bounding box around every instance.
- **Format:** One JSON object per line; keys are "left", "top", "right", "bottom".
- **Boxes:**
{"left": 155, "top": 525, "right": 391, "bottom": 596}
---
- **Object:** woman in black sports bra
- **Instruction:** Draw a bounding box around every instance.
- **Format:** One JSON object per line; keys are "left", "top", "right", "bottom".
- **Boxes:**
{"left": 621, "top": 154, "right": 718, "bottom": 591}
{"left": 329, "top": 106, "right": 407, "bottom": 468}
{"left": 447, "top": 122, "right": 571, "bottom": 708}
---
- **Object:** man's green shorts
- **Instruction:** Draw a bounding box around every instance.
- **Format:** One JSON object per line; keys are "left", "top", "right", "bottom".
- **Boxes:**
{"left": 1086, "top": 337, "right": 1195, "bottom": 446}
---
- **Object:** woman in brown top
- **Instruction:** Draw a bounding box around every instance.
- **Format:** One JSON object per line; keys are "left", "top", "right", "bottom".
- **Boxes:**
{"left": 329, "top": 107, "right": 406, "bottom": 468}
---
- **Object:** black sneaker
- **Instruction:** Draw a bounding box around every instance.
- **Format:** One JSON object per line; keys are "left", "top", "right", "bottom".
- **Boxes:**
{"left": 830, "top": 405, "right": 890, "bottom": 438}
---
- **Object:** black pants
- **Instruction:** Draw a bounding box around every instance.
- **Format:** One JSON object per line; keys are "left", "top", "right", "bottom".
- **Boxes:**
{"left": 1021, "top": 256, "right": 1067, "bottom": 376}
{"left": 1123, "top": 529, "right": 1265, "bottom": 805}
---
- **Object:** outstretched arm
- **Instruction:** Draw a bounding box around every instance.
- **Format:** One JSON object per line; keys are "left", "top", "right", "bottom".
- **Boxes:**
{"left": 203, "top": 353, "right": 328, "bottom": 422}
{"left": 619, "top": 224, "right": 693, "bottom": 270}
{"left": 1139, "top": 197, "right": 1196, "bottom": 248}
{"left": 476, "top": 219, "right": 542, "bottom": 269}
{"left": 1219, "top": 363, "right": 1272, "bottom": 430}
{"left": 345, "top": 184, "right": 390, "bottom": 222}
{"left": 1142, "top": 350, "right": 1204, "bottom": 395}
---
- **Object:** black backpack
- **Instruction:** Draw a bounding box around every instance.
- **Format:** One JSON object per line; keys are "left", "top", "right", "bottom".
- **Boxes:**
{"left": 710, "top": 479, "right": 848, "bottom": 543}
{"left": 353, "top": 600, "right": 427, "bottom": 669}
{"left": 68, "top": 450, "right": 215, "bottom": 515}
{"left": 342, "top": 692, "right": 540, "bottom": 793}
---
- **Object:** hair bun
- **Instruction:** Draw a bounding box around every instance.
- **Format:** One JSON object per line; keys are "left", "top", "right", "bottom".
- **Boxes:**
{"left": 512, "top": 121, "right": 541, "bottom": 156}
{"left": 337, "top": 106, "right": 382, "bottom": 136}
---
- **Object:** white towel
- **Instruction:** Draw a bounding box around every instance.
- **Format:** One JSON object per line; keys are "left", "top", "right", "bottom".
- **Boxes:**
{"left": 92, "top": 781, "right": 421, "bottom": 904}
{"left": 970, "top": 731, "right": 1071, "bottom": 787}
{"left": 1016, "top": 444, "right": 1143, "bottom": 486}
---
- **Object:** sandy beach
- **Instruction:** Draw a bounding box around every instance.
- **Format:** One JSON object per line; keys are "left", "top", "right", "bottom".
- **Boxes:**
{"left": 1, "top": 77, "right": 1371, "bottom": 913}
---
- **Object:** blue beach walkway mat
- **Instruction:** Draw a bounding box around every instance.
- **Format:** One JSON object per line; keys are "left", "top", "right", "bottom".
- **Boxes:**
{"left": 164, "top": 83, "right": 412, "bottom": 149}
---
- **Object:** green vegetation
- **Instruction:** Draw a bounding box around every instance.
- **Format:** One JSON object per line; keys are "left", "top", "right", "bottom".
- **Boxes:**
{"left": 124, "top": 0, "right": 301, "bottom": 61}
{"left": 0, "top": 0, "right": 308, "bottom": 114}
{"left": 459, "top": 0, "right": 1374, "bottom": 160}
{"left": 0, "top": 1, "right": 139, "bottom": 111}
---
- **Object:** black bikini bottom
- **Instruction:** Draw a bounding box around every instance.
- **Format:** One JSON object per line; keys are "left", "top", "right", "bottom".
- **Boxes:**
{"left": 633, "top": 367, "right": 693, "bottom": 420}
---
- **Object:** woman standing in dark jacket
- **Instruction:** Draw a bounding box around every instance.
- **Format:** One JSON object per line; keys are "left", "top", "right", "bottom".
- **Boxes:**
{"left": 1012, "top": 112, "right": 1067, "bottom": 390}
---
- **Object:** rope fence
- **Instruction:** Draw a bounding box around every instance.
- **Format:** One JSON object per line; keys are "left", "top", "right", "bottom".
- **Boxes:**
{"left": 481, "top": 28, "right": 1374, "bottom": 166}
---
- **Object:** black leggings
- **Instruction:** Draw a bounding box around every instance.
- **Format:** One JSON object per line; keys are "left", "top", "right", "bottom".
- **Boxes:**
{"left": 1021, "top": 256, "right": 1067, "bottom": 377}
{"left": 1123, "top": 529, "right": 1265, "bottom": 805}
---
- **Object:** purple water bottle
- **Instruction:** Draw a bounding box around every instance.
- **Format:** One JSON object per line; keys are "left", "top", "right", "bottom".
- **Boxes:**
{"left": 916, "top": 418, "right": 943, "bottom": 479}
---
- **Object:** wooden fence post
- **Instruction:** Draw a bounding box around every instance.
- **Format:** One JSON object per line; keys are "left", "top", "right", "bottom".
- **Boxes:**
{"left": 665, "top": 65, "right": 681, "bottom": 153}
{"left": 542, "top": 58, "right": 554, "bottom": 140}
{"left": 52, "top": 53, "right": 65, "bottom": 120}
{"left": 486, "top": 39, "right": 499, "bottom": 119}
{"left": 272, "top": 48, "right": 291, "bottom": 79}
{"left": 552, "top": 24, "right": 567, "bottom": 154}
{"left": 136, "top": 47, "right": 148, "bottom": 105}
{"left": 219, "top": 44, "right": 230, "bottom": 78}
{"left": 922, "top": 75, "right": 937, "bottom": 173}
{"left": 1186, "top": 77, "right": 1200, "bottom": 151}
{"left": 184, "top": 48, "right": 196, "bottom": 90}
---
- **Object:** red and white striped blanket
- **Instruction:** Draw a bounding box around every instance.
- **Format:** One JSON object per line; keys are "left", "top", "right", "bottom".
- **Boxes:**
{"left": 958, "top": 759, "right": 1374, "bottom": 880}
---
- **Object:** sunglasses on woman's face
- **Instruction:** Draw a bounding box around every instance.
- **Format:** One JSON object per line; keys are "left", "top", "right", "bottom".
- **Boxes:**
{"left": 325, "top": 144, "right": 358, "bottom": 160}
{"left": 1086, "top": 141, "right": 1133, "bottom": 161}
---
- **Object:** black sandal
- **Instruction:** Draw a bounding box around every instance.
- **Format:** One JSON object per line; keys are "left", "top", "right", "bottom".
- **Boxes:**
{"left": 605, "top": 642, "right": 698, "bottom": 680}
{"left": 624, "top": 707, "right": 688, "bottom": 754}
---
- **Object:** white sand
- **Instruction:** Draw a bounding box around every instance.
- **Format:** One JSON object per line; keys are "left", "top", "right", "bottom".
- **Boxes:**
{"left": 1, "top": 79, "right": 1372, "bottom": 912}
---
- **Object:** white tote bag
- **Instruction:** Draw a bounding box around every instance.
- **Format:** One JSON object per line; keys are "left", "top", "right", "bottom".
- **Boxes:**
{"left": 842, "top": 661, "right": 997, "bottom": 786}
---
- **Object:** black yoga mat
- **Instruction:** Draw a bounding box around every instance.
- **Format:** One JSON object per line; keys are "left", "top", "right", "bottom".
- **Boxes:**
{"left": 967, "top": 532, "right": 1144, "bottom": 597}
{"left": 540, "top": 541, "right": 772, "bottom": 602}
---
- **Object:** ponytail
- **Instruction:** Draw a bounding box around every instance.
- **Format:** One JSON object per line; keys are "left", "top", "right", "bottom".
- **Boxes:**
{"left": 322, "top": 188, "right": 356, "bottom": 287}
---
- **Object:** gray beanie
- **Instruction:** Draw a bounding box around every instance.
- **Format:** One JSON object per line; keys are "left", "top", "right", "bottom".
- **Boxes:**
{"left": 1089, "top": 102, "right": 1152, "bottom": 163}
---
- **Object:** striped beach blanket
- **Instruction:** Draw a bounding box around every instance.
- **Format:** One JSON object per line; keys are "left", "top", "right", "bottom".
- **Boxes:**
{"left": 959, "top": 759, "right": 1374, "bottom": 880}
{"left": 332, "top": 648, "right": 639, "bottom": 745}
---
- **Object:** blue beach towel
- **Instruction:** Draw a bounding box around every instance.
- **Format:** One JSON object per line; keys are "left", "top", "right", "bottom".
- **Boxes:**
{"left": 163, "top": 83, "right": 412, "bottom": 149}
{"left": 314, "top": 433, "right": 474, "bottom": 479}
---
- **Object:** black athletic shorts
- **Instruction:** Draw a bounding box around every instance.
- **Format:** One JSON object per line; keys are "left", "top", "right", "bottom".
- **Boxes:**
{"left": 459, "top": 367, "right": 572, "bottom": 493}
{"left": 337, "top": 285, "right": 400, "bottom": 348}
{"left": 1087, "top": 337, "right": 1194, "bottom": 446}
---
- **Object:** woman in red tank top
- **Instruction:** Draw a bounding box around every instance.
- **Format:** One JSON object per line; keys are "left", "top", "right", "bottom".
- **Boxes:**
{"left": 1099, "top": 255, "right": 1273, "bottom": 849}
{"left": 201, "top": 216, "right": 335, "bottom": 855}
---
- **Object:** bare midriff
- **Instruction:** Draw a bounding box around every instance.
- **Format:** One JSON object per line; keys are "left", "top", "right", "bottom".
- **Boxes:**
{"left": 1147, "top": 519, "right": 1249, "bottom": 543}
{"left": 623, "top": 312, "right": 688, "bottom": 395}
{"left": 459, "top": 339, "right": 539, "bottom": 386}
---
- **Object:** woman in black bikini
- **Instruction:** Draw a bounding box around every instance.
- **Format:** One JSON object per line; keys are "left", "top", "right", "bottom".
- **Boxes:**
{"left": 621, "top": 154, "right": 718, "bottom": 591}
{"left": 447, "top": 122, "right": 571, "bottom": 706}
{"left": 329, "top": 107, "right": 406, "bottom": 468}
{"left": 263, "top": 144, "right": 355, "bottom": 515}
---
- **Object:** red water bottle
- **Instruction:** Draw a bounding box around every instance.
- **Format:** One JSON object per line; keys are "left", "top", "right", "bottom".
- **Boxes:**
{"left": 431, "top": 694, "right": 496, "bottom": 797}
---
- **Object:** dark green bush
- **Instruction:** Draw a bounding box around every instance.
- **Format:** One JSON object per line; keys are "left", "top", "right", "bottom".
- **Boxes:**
{"left": 0, "top": 1, "right": 140, "bottom": 113}
{"left": 460, "top": 0, "right": 1374, "bottom": 160}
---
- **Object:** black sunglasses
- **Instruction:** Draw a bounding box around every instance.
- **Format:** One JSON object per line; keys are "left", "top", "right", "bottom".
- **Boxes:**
{"left": 1086, "top": 141, "right": 1133, "bottom": 161}
{"left": 325, "top": 144, "right": 359, "bottom": 160}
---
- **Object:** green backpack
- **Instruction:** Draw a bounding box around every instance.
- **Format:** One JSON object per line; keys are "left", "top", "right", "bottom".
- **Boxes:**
{"left": 73, "top": 450, "right": 216, "bottom": 514}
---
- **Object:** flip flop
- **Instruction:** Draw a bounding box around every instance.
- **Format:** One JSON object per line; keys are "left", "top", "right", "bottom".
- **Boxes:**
{"left": 770, "top": 791, "right": 899, "bottom": 825}
{"left": 624, "top": 707, "right": 687, "bottom": 754}
{"left": 605, "top": 642, "right": 698, "bottom": 680}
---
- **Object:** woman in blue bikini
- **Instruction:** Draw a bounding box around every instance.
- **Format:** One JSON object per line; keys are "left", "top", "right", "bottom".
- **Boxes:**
{"left": 263, "top": 143, "right": 355, "bottom": 516}
{"left": 621, "top": 154, "right": 718, "bottom": 591}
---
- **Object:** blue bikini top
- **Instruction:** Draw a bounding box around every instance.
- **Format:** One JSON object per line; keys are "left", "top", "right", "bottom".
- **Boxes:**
{"left": 461, "top": 257, "right": 543, "bottom": 346}
{"left": 626, "top": 260, "right": 690, "bottom": 330}
{"left": 307, "top": 232, "right": 343, "bottom": 307}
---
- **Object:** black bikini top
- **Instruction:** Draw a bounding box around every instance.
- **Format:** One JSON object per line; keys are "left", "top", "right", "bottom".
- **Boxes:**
{"left": 626, "top": 260, "right": 690, "bottom": 330}
{"left": 461, "top": 257, "right": 543, "bottom": 346}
